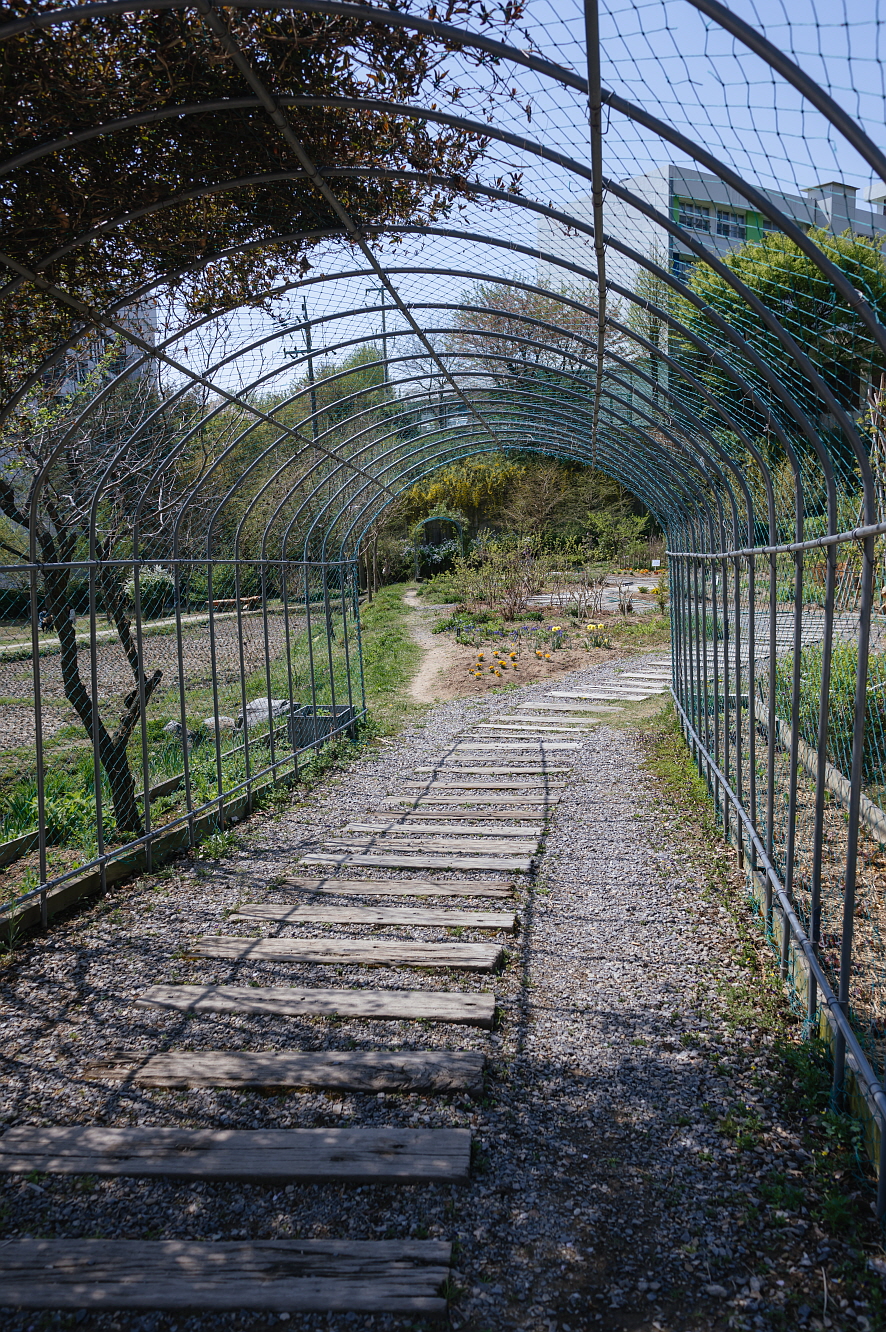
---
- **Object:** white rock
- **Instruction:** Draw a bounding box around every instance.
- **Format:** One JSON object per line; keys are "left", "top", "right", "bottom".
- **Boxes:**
{"left": 235, "top": 698, "right": 292, "bottom": 729}
{"left": 203, "top": 715, "right": 236, "bottom": 731}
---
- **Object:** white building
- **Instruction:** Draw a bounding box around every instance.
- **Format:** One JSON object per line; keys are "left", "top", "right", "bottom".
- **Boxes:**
{"left": 538, "top": 164, "right": 886, "bottom": 296}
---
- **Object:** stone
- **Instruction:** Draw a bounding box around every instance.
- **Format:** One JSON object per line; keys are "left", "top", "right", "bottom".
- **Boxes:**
{"left": 203, "top": 715, "right": 236, "bottom": 731}
{"left": 703, "top": 1283, "right": 728, "bottom": 1297}
{"left": 235, "top": 698, "right": 293, "bottom": 729}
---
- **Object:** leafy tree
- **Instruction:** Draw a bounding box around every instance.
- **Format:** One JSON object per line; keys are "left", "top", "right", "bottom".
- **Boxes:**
{"left": 402, "top": 455, "right": 525, "bottom": 533}
{"left": 627, "top": 243, "right": 671, "bottom": 399}
{"left": 675, "top": 228, "right": 886, "bottom": 482}
{"left": 1, "top": 0, "right": 523, "bottom": 402}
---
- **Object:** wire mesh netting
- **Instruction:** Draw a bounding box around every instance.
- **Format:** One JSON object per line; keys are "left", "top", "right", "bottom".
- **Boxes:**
{"left": 4, "top": 0, "right": 886, "bottom": 1181}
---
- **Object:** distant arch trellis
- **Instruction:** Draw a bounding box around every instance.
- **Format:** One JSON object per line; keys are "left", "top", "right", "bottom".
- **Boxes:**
{"left": 4, "top": 0, "right": 886, "bottom": 1193}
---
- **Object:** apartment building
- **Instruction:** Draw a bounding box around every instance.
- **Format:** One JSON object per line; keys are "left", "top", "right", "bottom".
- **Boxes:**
{"left": 537, "top": 163, "right": 886, "bottom": 294}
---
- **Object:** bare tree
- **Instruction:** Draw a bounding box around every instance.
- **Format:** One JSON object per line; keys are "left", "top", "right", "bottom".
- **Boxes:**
{"left": 1, "top": 345, "right": 191, "bottom": 832}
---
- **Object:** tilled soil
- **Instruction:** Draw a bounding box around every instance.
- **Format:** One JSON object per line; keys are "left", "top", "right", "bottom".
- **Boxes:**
{"left": 0, "top": 612, "right": 294, "bottom": 708}
{"left": 0, "top": 657, "right": 880, "bottom": 1331}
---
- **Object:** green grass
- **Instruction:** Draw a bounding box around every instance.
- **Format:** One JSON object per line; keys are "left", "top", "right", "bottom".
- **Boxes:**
{"left": 358, "top": 582, "right": 424, "bottom": 733}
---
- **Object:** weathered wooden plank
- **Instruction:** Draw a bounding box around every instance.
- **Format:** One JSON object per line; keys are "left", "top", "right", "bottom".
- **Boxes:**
{"left": 381, "top": 794, "right": 557, "bottom": 806}
{"left": 301, "top": 852, "right": 532, "bottom": 872}
{"left": 346, "top": 821, "right": 543, "bottom": 836}
{"left": 473, "top": 723, "right": 594, "bottom": 733}
{"left": 401, "top": 780, "right": 564, "bottom": 790}
{"left": 322, "top": 837, "right": 537, "bottom": 856}
{"left": 275, "top": 876, "right": 514, "bottom": 898}
{"left": 0, "top": 1238, "right": 452, "bottom": 1311}
{"left": 137, "top": 984, "right": 497, "bottom": 1026}
{"left": 453, "top": 742, "right": 580, "bottom": 751}
{"left": 475, "top": 719, "right": 592, "bottom": 728}
{"left": 522, "top": 702, "right": 621, "bottom": 713}
{"left": 84, "top": 1049, "right": 486, "bottom": 1094}
{"left": 0, "top": 1126, "right": 471, "bottom": 1182}
{"left": 363, "top": 810, "right": 545, "bottom": 823}
{"left": 231, "top": 903, "right": 517, "bottom": 931}
{"left": 547, "top": 689, "right": 649, "bottom": 701}
{"left": 186, "top": 935, "right": 505, "bottom": 970}
{"left": 415, "top": 765, "right": 570, "bottom": 773}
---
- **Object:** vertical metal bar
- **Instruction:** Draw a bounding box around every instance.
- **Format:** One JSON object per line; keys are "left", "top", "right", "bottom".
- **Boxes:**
{"left": 28, "top": 560, "right": 48, "bottom": 927}
{"left": 131, "top": 559, "right": 153, "bottom": 873}
{"left": 280, "top": 560, "right": 299, "bottom": 779}
{"left": 206, "top": 561, "right": 226, "bottom": 820}
{"left": 782, "top": 544, "right": 804, "bottom": 980}
{"left": 87, "top": 554, "right": 106, "bottom": 892}
{"left": 747, "top": 552, "right": 758, "bottom": 864}
{"left": 732, "top": 547, "right": 743, "bottom": 860}
{"left": 172, "top": 555, "right": 195, "bottom": 844}
{"left": 765, "top": 544, "right": 778, "bottom": 926}
{"left": 323, "top": 563, "right": 338, "bottom": 727}
{"left": 808, "top": 538, "right": 837, "bottom": 1030}
{"left": 833, "top": 533, "right": 876, "bottom": 1106}
{"left": 259, "top": 558, "right": 277, "bottom": 773}
{"left": 233, "top": 556, "right": 252, "bottom": 804}
{"left": 303, "top": 563, "right": 320, "bottom": 750}
{"left": 582, "top": 0, "right": 607, "bottom": 463}
{"left": 339, "top": 559, "right": 356, "bottom": 725}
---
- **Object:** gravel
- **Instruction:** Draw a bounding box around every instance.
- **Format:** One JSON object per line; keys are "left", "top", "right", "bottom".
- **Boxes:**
{"left": 0, "top": 653, "right": 873, "bottom": 1331}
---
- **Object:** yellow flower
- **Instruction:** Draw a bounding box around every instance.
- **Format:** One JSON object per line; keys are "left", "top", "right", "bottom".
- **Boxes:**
{"left": 477, "top": 652, "right": 484, "bottom": 661}
{"left": 512, "top": 662, "right": 518, "bottom": 669}
{"left": 544, "top": 652, "right": 551, "bottom": 660}
{"left": 535, "top": 650, "right": 543, "bottom": 658}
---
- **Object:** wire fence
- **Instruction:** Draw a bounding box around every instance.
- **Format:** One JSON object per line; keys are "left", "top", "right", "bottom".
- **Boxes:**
{"left": 0, "top": 560, "right": 363, "bottom": 927}
{"left": 4, "top": 0, "right": 886, "bottom": 1193}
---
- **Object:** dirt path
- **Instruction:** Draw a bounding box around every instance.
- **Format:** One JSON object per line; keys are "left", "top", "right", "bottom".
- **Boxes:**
{"left": 403, "top": 587, "right": 456, "bottom": 704}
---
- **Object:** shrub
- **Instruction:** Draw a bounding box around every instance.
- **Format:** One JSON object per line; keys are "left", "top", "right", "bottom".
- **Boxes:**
{"left": 126, "top": 565, "right": 174, "bottom": 619}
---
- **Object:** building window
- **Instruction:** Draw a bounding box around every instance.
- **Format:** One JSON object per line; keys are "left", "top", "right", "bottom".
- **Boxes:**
{"left": 717, "top": 209, "right": 746, "bottom": 240}
{"left": 672, "top": 253, "right": 695, "bottom": 282}
{"left": 677, "top": 200, "right": 710, "bottom": 231}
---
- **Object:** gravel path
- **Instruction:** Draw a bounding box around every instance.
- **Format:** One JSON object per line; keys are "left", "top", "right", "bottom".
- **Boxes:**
{"left": 0, "top": 654, "right": 874, "bottom": 1331}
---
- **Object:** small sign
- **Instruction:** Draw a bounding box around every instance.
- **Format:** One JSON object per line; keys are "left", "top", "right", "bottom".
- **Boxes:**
{"left": 651, "top": 559, "right": 661, "bottom": 569}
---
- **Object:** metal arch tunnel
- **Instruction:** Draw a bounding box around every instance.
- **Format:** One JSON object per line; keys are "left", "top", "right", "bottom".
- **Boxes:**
{"left": 4, "top": 0, "right": 886, "bottom": 1181}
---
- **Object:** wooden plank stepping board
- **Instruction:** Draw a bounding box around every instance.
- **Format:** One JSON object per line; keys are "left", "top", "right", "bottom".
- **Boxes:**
{"left": 381, "top": 794, "right": 557, "bottom": 806}
{"left": 363, "top": 810, "right": 545, "bottom": 823}
{"left": 524, "top": 702, "right": 621, "bottom": 712}
{"left": 547, "top": 689, "right": 648, "bottom": 701}
{"left": 346, "top": 821, "right": 543, "bottom": 836}
{"left": 0, "top": 1125, "right": 471, "bottom": 1182}
{"left": 138, "top": 984, "right": 496, "bottom": 1026}
{"left": 322, "top": 837, "right": 537, "bottom": 856}
{"left": 0, "top": 1237, "right": 452, "bottom": 1312}
{"left": 301, "top": 852, "right": 532, "bottom": 872}
{"left": 415, "top": 765, "right": 570, "bottom": 774}
{"left": 275, "top": 876, "right": 514, "bottom": 898}
{"left": 231, "top": 903, "right": 517, "bottom": 931}
{"left": 84, "top": 1049, "right": 485, "bottom": 1094}
{"left": 479, "top": 718, "right": 594, "bottom": 728}
{"left": 186, "top": 935, "right": 505, "bottom": 970}
{"left": 454, "top": 741, "right": 580, "bottom": 751}
{"left": 401, "top": 779, "right": 564, "bottom": 790}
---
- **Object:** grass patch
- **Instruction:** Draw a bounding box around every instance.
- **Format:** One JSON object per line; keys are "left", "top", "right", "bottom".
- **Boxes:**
{"left": 358, "top": 583, "right": 424, "bottom": 734}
